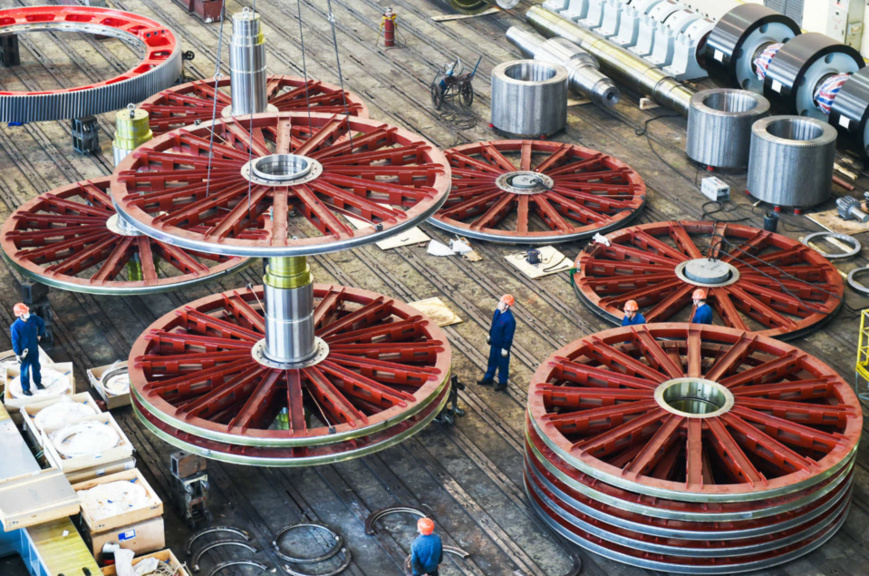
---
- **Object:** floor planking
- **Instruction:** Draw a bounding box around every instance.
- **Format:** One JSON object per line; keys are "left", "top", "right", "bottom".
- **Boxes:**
{"left": 0, "top": 0, "right": 868, "bottom": 575}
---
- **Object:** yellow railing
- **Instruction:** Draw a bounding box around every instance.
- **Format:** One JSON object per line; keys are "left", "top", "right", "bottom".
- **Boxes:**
{"left": 855, "top": 309, "right": 869, "bottom": 401}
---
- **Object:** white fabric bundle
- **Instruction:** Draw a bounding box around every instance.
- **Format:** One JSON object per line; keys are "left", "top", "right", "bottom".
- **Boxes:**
{"left": 50, "top": 420, "right": 120, "bottom": 458}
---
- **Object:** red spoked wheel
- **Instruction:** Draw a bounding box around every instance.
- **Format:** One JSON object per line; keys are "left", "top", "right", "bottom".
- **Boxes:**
{"left": 525, "top": 323, "right": 861, "bottom": 573}
{"left": 0, "top": 178, "right": 248, "bottom": 295}
{"left": 111, "top": 112, "right": 451, "bottom": 257}
{"left": 574, "top": 221, "right": 843, "bottom": 339}
{"left": 129, "top": 285, "right": 451, "bottom": 466}
{"left": 0, "top": 6, "right": 182, "bottom": 122}
{"left": 140, "top": 76, "right": 369, "bottom": 135}
{"left": 429, "top": 140, "right": 645, "bottom": 243}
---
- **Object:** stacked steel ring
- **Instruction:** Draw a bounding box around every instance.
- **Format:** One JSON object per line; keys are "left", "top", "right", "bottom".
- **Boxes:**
{"left": 525, "top": 324, "right": 861, "bottom": 574}
{"left": 111, "top": 111, "right": 453, "bottom": 466}
{"left": 573, "top": 221, "right": 843, "bottom": 339}
{"left": 0, "top": 5, "right": 182, "bottom": 122}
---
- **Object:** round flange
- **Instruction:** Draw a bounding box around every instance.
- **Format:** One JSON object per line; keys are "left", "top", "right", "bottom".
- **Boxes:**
{"left": 802, "top": 231, "right": 862, "bottom": 259}
{"left": 129, "top": 284, "right": 451, "bottom": 466}
{"left": 110, "top": 112, "right": 451, "bottom": 257}
{"left": 241, "top": 154, "right": 324, "bottom": 187}
{"left": 0, "top": 178, "right": 249, "bottom": 295}
{"left": 654, "top": 377, "right": 735, "bottom": 419}
{"left": 0, "top": 6, "right": 182, "bottom": 123}
{"left": 847, "top": 267, "right": 869, "bottom": 296}
{"left": 251, "top": 337, "right": 330, "bottom": 370}
{"left": 141, "top": 75, "right": 369, "bottom": 135}
{"left": 574, "top": 221, "right": 844, "bottom": 339}
{"left": 430, "top": 140, "right": 645, "bottom": 243}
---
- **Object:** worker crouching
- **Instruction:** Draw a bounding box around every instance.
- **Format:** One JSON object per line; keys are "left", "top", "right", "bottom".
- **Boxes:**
{"left": 477, "top": 294, "right": 515, "bottom": 392}
{"left": 10, "top": 302, "right": 45, "bottom": 396}
{"left": 621, "top": 299, "right": 645, "bottom": 326}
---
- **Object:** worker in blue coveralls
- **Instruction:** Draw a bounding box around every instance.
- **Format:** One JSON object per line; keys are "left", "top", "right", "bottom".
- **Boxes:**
{"left": 477, "top": 294, "right": 515, "bottom": 392}
{"left": 10, "top": 303, "right": 45, "bottom": 396}
{"left": 621, "top": 300, "right": 646, "bottom": 326}
{"left": 691, "top": 288, "right": 713, "bottom": 324}
{"left": 410, "top": 518, "right": 443, "bottom": 576}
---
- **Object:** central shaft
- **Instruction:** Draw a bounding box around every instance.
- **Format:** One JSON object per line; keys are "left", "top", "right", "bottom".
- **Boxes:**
{"left": 230, "top": 7, "right": 268, "bottom": 116}
{"left": 263, "top": 256, "right": 316, "bottom": 364}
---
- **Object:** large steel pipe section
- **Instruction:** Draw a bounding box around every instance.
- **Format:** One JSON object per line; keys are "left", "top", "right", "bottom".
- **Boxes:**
{"left": 229, "top": 8, "right": 269, "bottom": 116}
{"left": 762, "top": 33, "right": 863, "bottom": 120}
{"left": 830, "top": 67, "right": 869, "bottom": 156}
{"left": 491, "top": 60, "right": 568, "bottom": 137}
{"left": 0, "top": 6, "right": 182, "bottom": 123}
{"left": 506, "top": 27, "right": 619, "bottom": 107}
{"left": 525, "top": 324, "right": 861, "bottom": 573}
{"left": 747, "top": 116, "right": 837, "bottom": 208}
{"left": 705, "top": 4, "right": 801, "bottom": 93}
{"left": 686, "top": 89, "right": 770, "bottom": 169}
{"left": 528, "top": 5, "right": 693, "bottom": 116}
{"left": 261, "top": 257, "right": 317, "bottom": 366}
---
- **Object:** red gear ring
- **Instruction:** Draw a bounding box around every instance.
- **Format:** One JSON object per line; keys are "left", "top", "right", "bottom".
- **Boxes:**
{"left": 429, "top": 140, "right": 645, "bottom": 243}
{"left": 111, "top": 112, "right": 451, "bottom": 257}
{"left": 574, "top": 221, "right": 843, "bottom": 339}
{"left": 524, "top": 324, "right": 860, "bottom": 572}
{"left": 0, "top": 6, "right": 182, "bottom": 123}
{"left": 140, "top": 76, "right": 369, "bottom": 135}
{"left": 0, "top": 177, "right": 248, "bottom": 295}
{"left": 129, "top": 284, "right": 451, "bottom": 466}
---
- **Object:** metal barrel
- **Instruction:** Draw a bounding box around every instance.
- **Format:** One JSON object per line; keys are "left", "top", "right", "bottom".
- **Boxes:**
{"left": 230, "top": 8, "right": 268, "bottom": 116}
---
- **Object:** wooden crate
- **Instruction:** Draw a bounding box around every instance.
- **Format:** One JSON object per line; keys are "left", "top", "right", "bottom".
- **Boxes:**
{"left": 43, "top": 412, "right": 134, "bottom": 474}
{"left": 73, "top": 468, "right": 163, "bottom": 533}
{"left": 84, "top": 516, "right": 165, "bottom": 561}
{"left": 100, "top": 548, "right": 189, "bottom": 576}
{"left": 20, "top": 392, "right": 102, "bottom": 448}
{"left": 4, "top": 361, "right": 74, "bottom": 411}
{"left": 65, "top": 458, "right": 137, "bottom": 484}
{"left": 87, "top": 361, "right": 131, "bottom": 410}
{"left": 0, "top": 468, "right": 80, "bottom": 530}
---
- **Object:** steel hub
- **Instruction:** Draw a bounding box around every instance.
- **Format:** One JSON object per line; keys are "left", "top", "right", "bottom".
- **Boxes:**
{"left": 223, "top": 103, "right": 279, "bottom": 118}
{"left": 250, "top": 337, "right": 330, "bottom": 370}
{"left": 675, "top": 258, "right": 740, "bottom": 287}
{"left": 241, "top": 154, "right": 323, "bottom": 187}
{"left": 654, "top": 377, "right": 734, "bottom": 419}
{"left": 494, "top": 171, "right": 553, "bottom": 195}
{"left": 105, "top": 213, "right": 144, "bottom": 237}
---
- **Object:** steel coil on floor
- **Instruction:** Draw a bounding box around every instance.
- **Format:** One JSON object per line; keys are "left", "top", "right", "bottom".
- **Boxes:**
{"left": 491, "top": 60, "right": 568, "bottom": 137}
{"left": 687, "top": 89, "right": 770, "bottom": 169}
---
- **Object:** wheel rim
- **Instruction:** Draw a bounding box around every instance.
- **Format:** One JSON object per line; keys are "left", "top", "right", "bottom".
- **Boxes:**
{"left": 430, "top": 140, "right": 646, "bottom": 243}
{"left": 140, "top": 75, "right": 369, "bottom": 135}
{"left": 110, "top": 112, "right": 451, "bottom": 257}
{"left": 0, "top": 177, "right": 248, "bottom": 295}
{"left": 574, "top": 221, "right": 843, "bottom": 339}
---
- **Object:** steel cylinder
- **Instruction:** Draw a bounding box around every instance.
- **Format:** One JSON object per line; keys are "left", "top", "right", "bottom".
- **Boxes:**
{"left": 686, "top": 89, "right": 770, "bottom": 169}
{"left": 506, "top": 27, "right": 619, "bottom": 107}
{"left": 264, "top": 257, "right": 315, "bottom": 364}
{"left": 527, "top": 5, "right": 692, "bottom": 116}
{"left": 230, "top": 8, "right": 268, "bottom": 116}
{"left": 491, "top": 60, "right": 568, "bottom": 137}
{"left": 112, "top": 105, "right": 153, "bottom": 167}
{"left": 747, "top": 116, "right": 837, "bottom": 208}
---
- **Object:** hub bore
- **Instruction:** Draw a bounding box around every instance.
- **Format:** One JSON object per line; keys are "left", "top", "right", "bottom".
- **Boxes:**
{"left": 654, "top": 377, "right": 734, "bottom": 419}
{"left": 241, "top": 153, "right": 323, "bottom": 187}
{"left": 495, "top": 171, "right": 553, "bottom": 195}
{"left": 675, "top": 258, "right": 740, "bottom": 287}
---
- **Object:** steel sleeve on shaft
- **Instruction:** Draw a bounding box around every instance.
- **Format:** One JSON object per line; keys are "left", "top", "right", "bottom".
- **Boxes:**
{"left": 686, "top": 89, "right": 770, "bottom": 169}
{"left": 491, "top": 60, "right": 568, "bottom": 137}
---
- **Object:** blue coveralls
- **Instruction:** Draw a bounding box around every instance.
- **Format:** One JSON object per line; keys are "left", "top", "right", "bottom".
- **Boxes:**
{"left": 11, "top": 315, "right": 44, "bottom": 393}
{"left": 622, "top": 312, "right": 647, "bottom": 326}
{"left": 410, "top": 533, "right": 443, "bottom": 576}
{"left": 484, "top": 308, "right": 515, "bottom": 385}
{"left": 692, "top": 303, "right": 713, "bottom": 324}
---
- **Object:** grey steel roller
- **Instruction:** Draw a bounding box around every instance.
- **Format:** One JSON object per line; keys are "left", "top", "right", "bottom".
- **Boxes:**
{"left": 491, "top": 60, "right": 568, "bottom": 137}
{"left": 0, "top": 6, "right": 183, "bottom": 123}
{"left": 686, "top": 89, "right": 770, "bottom": 169}
{"left": 527, "top": 5, "right": 693, "bottom": 116}
{"left": 229, "top": 8, "right": 268, "bottom": 116}
{"left": 506, "top": 26, "right": 619, "bottom": 107}
{"left": 829, "top": 67, "right": 869, "bottom": 156}
{"left": 747, "top": 116, "right": 837, "bottom": 208}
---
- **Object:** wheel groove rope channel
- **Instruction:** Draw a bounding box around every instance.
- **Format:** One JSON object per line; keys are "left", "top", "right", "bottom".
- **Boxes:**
{"left": 573, "top": 221, "right": 843, "bottom": 339}
{"left": 525, "top": 323, "right": 861, "bottom": 573}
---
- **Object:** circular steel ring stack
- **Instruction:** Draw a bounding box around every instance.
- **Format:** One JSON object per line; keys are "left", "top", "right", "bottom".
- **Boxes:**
{"left": 491, "top": 60, "right": 568, "bottom": 137}
{"left": 705, "top": 4, "right": 801, "bottom": 93}
{"left": 525, "top": 324, "right": 861, "bottom": 574}
{"left": 762, "top": 33, "right": 864, "bottom": 119}
{"left": 0, "top": 6, "right": 182, "bottom": 123}
{"left": 686, "top": 89, "right": 770, "bottom": 169}
{"left": 829, "top": 67, "right": 869, "bottom": 156}
{"left": 430, "top": 140, "right": 646, "bottom": 243}
{"left": 0, "top": 178, "right": 249, "bottom": 295}
{"left": 747, "top": 116, "right": 837, "bottom": 208}
{"left": 140, "top": 75, "right": 369, "bottom": 135}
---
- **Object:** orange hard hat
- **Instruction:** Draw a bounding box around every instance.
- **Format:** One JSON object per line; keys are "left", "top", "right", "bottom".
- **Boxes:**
{"left": 624, "top": 300, "right": 639, "bottom": 312}
{"left": 692, "top": 288, "right": 707, "bottom": 300}
{"left": 13, "top": 303, "right": 29, "bottom": 316}
{"left": 417, "top": 517, "right": 435, "bottom": 535}
{"left": 500, "top": 294, "right": 515, "bottom": 306}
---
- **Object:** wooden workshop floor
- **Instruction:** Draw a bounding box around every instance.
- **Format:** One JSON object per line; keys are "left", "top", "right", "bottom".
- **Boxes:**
{"left": 2, "top": 1, "right": 869, "bottom": 575}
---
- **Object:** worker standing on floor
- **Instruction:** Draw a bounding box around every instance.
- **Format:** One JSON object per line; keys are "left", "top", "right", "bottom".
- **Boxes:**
{"left": 10, "top": 303, "right": 45, "bottom": 396}
{"left": 621, "top": 300, "right": 646, "bottom": 326}
{"left": 478, "top": 294, "right": 516, "bottom": 392}
{"left": 411, "top": 518, "right": 443, "bottom": 576}
{"left": 691, "top": 288, "right": 713, "bottom": 325}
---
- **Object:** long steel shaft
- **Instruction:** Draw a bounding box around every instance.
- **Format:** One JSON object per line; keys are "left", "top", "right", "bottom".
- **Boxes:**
{"left": 230, "top": 8, "right": 268, "bottom": 115}
{"left": 526, "top": 6, "right": 694, "bottom": 116}
{"left": 264, "top": 256, "right": 316, "bottom": 364}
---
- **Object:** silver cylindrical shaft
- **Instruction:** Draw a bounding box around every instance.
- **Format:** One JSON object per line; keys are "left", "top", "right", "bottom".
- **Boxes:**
{"left": 264, "top": 282, "right": 315, "bottom": 364}
{"left": 230, "top": 8, "right": 268, "bottom": 116}
{"left": 491, "top": 60, "right": 568, "bottom": 137}
{"left": 526, "top": 5, "right": 693, "bottom": 116}
{"left": 506, "top": 26, "right": 619, "bottom": 107}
